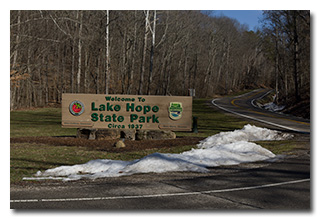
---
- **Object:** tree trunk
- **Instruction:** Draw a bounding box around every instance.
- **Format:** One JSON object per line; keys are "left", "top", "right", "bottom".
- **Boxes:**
{"left": 139, "top": 10, "right": 149, "bottom": 95}
{"left": 120, "top": 29, "right": 127, "bottom": 94}
{"left": 71, "top": 42, "right": 75, "bottom": 93}
{"left": 77, "top": 11, "right": 83, "bottom": 93}
{"left": 96, "top": 54, "right": 100, "bottom": 94}
{"left": 159, "top": 51, "right": 168, "bottom": 95}
{"left": 275, "top": 28, "right": 280, "bottom": 104}
{"left": 147, "top": 10, "right": 156, "bottom": 95}
{"left": 11, "top": 10, "right": 21, "bottom": 110}
{"left": 127, "top": 11, "right": 137, "bottom": 94}
{"left": 45, "top": 55, "right": 49, "bottom": 105}
{"left": 275, "top": 50, "right": 279, "bottom": 105}
{"left": 84, "top": 49, "right": 89, "bottom": 93}
{"left": 105, "top": 10, "right": 110, "bottom": 94}
{"left": 225, "top": 42, "right": 230, "bottom": 95}
{"left": 293, "top": 11, "right": 300, "bottom": 101}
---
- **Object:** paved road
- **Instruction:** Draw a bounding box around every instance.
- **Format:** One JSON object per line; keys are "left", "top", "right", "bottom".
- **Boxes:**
{"left": 11, "top": 152, "right": 310, "bottom": 209}
{"left": 212, "top": 89, "right": 310, "bottom": 134}
{"left": 10, "top": 89, "right": 310, "bottom": 209}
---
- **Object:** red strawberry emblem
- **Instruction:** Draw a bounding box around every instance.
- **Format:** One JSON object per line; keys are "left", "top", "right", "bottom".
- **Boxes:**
{"left": 72, "top": 103, "right": 82, "bottom": 113}
{"left": 69, "top": 101, "right": 84, "bottom": 116}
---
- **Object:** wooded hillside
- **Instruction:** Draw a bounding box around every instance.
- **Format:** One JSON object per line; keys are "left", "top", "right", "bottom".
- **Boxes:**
{"left": 10, "top": 10, "right": 310, "bottom": 118}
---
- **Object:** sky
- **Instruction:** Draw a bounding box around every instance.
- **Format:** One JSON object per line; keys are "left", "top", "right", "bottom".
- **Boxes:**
{"left": 210, "top": 10, "right": 264, "bottom": 31}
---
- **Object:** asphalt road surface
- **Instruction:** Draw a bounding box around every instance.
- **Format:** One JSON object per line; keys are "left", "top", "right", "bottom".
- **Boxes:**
{"left": 212, "top": 89, "right": 310, "bottom": 134}
{"left": 10, "top": 89, "right": 310, "bottom": 209}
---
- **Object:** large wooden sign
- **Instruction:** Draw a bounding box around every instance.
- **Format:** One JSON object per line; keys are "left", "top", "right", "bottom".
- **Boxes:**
{"left": 62, "top": 94, "right": 192, "bottom": 131}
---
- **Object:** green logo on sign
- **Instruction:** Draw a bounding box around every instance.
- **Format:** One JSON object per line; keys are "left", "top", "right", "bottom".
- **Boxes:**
{"left": 169, "top": 102, "right": 183, "bottom": 120}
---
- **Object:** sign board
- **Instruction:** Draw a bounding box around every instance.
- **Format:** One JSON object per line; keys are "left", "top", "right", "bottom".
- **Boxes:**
{"left": 62, "top": 94, "right": 192, "bottom": 131}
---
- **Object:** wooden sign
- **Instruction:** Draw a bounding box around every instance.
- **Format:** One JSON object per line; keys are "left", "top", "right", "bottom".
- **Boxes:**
{"left": 62, "top": 94, "right": 192, "bottom": 131}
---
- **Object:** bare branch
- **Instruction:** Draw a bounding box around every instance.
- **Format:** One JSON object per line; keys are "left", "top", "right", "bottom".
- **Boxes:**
{"left": 48, "top": 13, "right": 73, "bottom": 39}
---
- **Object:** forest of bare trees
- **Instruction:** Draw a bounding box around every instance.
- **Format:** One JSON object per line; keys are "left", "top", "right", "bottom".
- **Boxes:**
{"left": 10, "top": 10, "right": 310, "bottom": 118}
{"left": 262, "top": 10, "right": 310, "bottom": 117}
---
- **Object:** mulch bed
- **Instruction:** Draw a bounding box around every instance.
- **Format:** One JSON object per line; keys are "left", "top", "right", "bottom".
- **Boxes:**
{"left": 10, "top": 136, "right": 204, "bottom": 153}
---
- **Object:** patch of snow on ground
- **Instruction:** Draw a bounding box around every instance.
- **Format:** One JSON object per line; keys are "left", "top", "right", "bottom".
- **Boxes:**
{"left": 197, "top": 124, "right": 292, "bottom": 148}
{"left": 24, "top": 125, "right": 293, "bottom": 181}
{"left": 263, "top": 102, "right": 285, "bottom": 112}
{"left": 259, "top": 94, "right": 285, "bottom": 112}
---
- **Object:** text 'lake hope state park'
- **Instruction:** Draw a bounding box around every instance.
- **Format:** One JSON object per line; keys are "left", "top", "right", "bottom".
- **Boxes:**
{"left": 61, "top": 94, "right": 193, "bottom": 131}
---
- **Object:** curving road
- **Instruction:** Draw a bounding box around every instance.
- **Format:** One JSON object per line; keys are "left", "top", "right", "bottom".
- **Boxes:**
{"left": 212, "top": 89, "right": 310, "bottom": 134}
{"left": 10, "top": 89, "right": 310, "bottom": 209}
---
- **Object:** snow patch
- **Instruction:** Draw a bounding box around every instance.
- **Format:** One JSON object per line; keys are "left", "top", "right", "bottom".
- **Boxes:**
{"left": 197, "top": 124, "right": 292, "bottom": 148}
{"left": 24, "top": 125, "right": 292, "bottom": 181}
{"left": 263, "top": 102, "right": 285, "bottom": 112}
{"left": 260, "top": 94, "right": 285, "bottom": 112}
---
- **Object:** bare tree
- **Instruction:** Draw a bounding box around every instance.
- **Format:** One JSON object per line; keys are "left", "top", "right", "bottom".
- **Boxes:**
{"left": 138, "top": 10, "right": 149, "bottom": 95}
{"left": 147, "top": 10, "right": 156, "bottom": 95}
{"left": 77, "top": 11, "right": 83, "bottom": 93}
{"left": 10, "top": 10, "right": 308, "bottom": 115}
{"left": 105, "top": 10, "right": 110, "bottom": 94}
